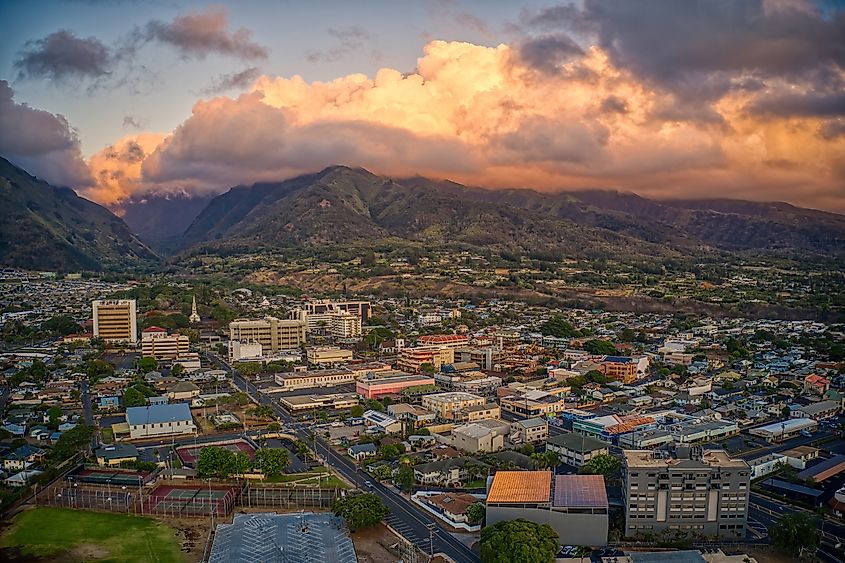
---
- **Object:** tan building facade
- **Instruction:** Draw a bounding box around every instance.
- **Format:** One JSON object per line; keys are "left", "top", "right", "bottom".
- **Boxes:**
{"left": 398, "top": 346, "right": 455, "bottom": 372}
{"left": 229, "top": 316, "right": 306, "bottom": 352}
{"left": 93, "top": 299, "right": 137, "bottom": 344}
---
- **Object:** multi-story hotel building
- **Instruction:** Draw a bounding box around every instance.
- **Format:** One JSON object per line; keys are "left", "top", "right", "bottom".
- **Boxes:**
{"left": 140, "top": 327, "right": 190, "bottom": 360}
{"left": 623, "top": 447, "right": 750, "bottom": 539}
{"left": 92, "top": 299, "right": 137, "bottom": 344}
{"left": 229, "top": 316, "right": 306, "bottom": 352}
{"left": 330, "top": 311, "right": 362, "bottom": 338}
{"left": 398, "top": 346, "right": 455, "bottom": 372}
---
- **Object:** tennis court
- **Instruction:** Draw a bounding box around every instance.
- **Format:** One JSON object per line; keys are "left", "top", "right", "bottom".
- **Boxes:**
{"left": 144, "top": 484, "right": 238, "bottom": 517}
{"left": 71, "top": 468, "right": 151, "bottom": 486}
{"left": 176, "top": 439, "right": 256, "bottom": 465}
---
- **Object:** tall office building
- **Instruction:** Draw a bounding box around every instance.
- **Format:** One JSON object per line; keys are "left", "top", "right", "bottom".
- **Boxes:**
{"left": 623, "top": 447, "right": 750, "bottom": 539}
{"left": 92, "top": 299, "right": 138, "bottom": 344}
{"left": 229, "top": 316, "right": 306, "bottom": 352}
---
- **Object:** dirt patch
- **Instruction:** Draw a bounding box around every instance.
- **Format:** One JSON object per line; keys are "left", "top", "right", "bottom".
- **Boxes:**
{"left": 350, "top": 524, "right": 404, "bottom": 563}
{"left": 69, "top": 544, "right": 111, "bottom": 560}
{"left": 155, "top": 517, "right": 213, "bottom": 563}
{"left": 738, "top": 546, "right": 799, "bottom": 563}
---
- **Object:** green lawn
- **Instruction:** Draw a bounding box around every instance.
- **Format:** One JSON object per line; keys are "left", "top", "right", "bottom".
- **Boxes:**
{"left": 0, "top": 507, "right": 185, "bottom": 562}
{"left": 263, "top": 470, "right": 348, "bottom": 488}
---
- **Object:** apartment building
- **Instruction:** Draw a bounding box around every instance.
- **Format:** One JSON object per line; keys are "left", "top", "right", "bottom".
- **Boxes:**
{"left": 600, "top": 356, "right": 650, "bottom": 384}
{"left": 330, "top": 311, "right": 362, "bottom": 338}
{"left": 306, "top": 346, "right": 353, "bottom": 365}
{"left": 418, "top": 334, "right": 469, "bottom": 349}
{"left": 623, "top": 447, "right": 750, "bottom": 539}
{"left": 500, "top": 391, "right": 567, "bottom": 418}
{"left": 510, "top": 417, "right": 549, "bottom": 444}
{"left": 229, "top": 317, "right": 306, "bottom": 352}
{"left": 422, "top": 392, "right": 485, "bottom": 422}
{"left": 140, "top": 327, "right": 189, "bottom": 360}
{"left": 356, "top": 371, "right": 436, "bottom": 399}
{"left": 92, "top": 299, "right": 137, "bottom": 344}
{"left": 546, "top": 432, "right": 610, "bottom": 468}
{"left": 398, "top": 346, "right": 455, "bottom": 372}
{"left": 452, "top": 419, "right": 511, "bottom": 453}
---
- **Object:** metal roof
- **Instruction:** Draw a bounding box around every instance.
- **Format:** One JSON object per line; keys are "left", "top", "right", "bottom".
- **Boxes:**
{"left": 126, "top": 403, "right": 192, "bottom": 426}
{"left": 552, "top": 474, "right": 608, "bottom": 508}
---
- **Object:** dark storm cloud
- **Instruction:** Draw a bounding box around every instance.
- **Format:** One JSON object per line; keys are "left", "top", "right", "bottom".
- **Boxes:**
{"left": 749, "top": 91, "right": 845, "bottom": 117}
{"left": 518, "top": 33, "right": 584, "bottom": 74}
{"left": 819, "top": 119, "right": 845, "bottom": 139}
{"left": 141, "top": 7, "right": 268, "bottom": 60}
{"left": 14, "top": 30, "right": 113, "bottom": 81}
{"left": 600, "top": 95, "right": 628, "bottom": 114}
{"left": 522, "top": 0, "right": 845, "bottom": 100}
{"left": 0, "top": 80, "right": 93, "bottom": 186}
{"left": 200, "top": 67, "right": 262, "bottom": 95}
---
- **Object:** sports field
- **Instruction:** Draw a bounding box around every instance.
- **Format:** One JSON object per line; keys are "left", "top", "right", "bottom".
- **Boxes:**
{"left": 0, "top": 507, "right": 184, "bottom": 562}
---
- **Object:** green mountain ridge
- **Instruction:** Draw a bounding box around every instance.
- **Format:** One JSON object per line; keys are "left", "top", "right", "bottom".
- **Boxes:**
{"left": 0, "top": 157, "right": 157, "bottom": 271}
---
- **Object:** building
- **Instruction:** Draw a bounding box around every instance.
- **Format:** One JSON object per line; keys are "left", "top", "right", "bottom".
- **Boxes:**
{"left": 228, "top": 340, "right": 262, "bottom": 363}
{"left": 422, "top": 392, "right": 485, "bottom": 422}
{"left": 275, "top": 369, "right": 355, "bottom": 391}
{"left": 747, "top": 418, "right": 818, "bottom": 442}
{"left": 330, "top": 311, "right": 362, "bottom": 339}
{"left": 356, "top": 371, "right": 435, "bottom": 399}
{"left": 278, "top": 393, "right": 359, "bottom": 412}
{"left": 348, "top": 443, "right": 378, "bottom": 461}
{"left": 623, "top": 447, "right": 750, "bottom": 539}
{"left": 229, "top": 316, "right": 306, "bottom": 353}
{"left": 500, "top": 391, "right": 568, "bottom": 418}
{"left": 803, "top": 374, "right": 831, "bottom": 395}
{"left": 573, "top": 413, "right": 656, "bottom": 444}
{"left": 189, "top": 295, "right": 201, "bottom": 324}
{"left": 125, "top": 403, "right": 196, "bottom": 439}
{"left": 797, "top": 455, "right": 845, "bottom": 483}
{"left": 92, "top": 299, "right": 137, "bottom": 344}
{"left": 510, "top": 418, "right": 549, "bottom": 445}
{"left": 486, "top": 472, "right": 609, "bottom": 546}
{"left": 455, "top": 347, "right": 506, "bottom": 371}
{"left": 166, "top": 381, "right": 201, "bottom": 401}
{"left": 302, "top": 299, "right": 371, "bottom": 321}
{"left": 600, "top": 356, "right": 650, "bottom": 384}
{"left": 141, "top": 327, "right": 190, "bottom": 360}
{"left": 413, "top": 457, "right": 485, "bottom": 486}
{"left": 791, "top": 400, "right": 841, "bottom": 421}
{"left": 546, "top": 432, "right": 610, "bottom": 468}
{"left": 398, "top": 346, "right": 455, "bottom": 372}
{"left": 362, "top": 409, "right": 403, "bottom": 433}
{"left": 452, "top": 419, "right": 511, "bottom": 453}
{"left": 306, "top": 347, "right": 354, "bottom": 365}
{"left": 418, "top": 334, "right": 469, "bottom": 349}
{"left": 95, "top": 444, "right": 139, "bottom": 467}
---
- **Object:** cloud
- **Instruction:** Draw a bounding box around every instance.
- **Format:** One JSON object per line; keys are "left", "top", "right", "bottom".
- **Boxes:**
{"left": 200, "top": 67, "right": 262, "bottom": 95}
{"left": 141, "top": 7, "right": 268, "bottom": 60}
{"left": 82, "top": 39, "right": 845, "bottom": 212}
{"left": 748, "top": 91, "right": 845, "bottom": 117}
{"left": 14, "top": 30, "right": 113, "bottom": 81}
{"left": 0, "top": 80, "right": 93, "bottom": 187}
{"left": 306, "top": 26, "right": 373, "bottom": 63}
{"left": 518, "top": 33, "right": 584, "bottom": 74}
{"left": 122, "top": 115, "right": 146, "bottom": 130}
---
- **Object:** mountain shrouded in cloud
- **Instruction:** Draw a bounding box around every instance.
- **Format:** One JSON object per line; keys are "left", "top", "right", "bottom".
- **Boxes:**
{"left": 85, "top": 33, "right": 845, "bottom": 211}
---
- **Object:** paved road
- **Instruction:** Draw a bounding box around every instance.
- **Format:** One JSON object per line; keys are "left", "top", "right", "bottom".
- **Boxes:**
{"left": 206, "top": 352, "right": 479, "bottom": 563}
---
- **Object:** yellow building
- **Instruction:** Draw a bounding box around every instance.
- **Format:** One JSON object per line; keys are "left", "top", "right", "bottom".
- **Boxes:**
{"left": 92, "top": 299, "right": 137, "bottom": 344}
{"left": 422, "top": 392, "right": 487, "bottom": 422}
{"left": 141, "top": 327, "right": 190, "bottom": 359}
{"left": 398, "top": 346, "right": 455, "bottom": 372}
{"left": 229, "top": 316, "right": 306, "bottom": 352}
{"left": 306, "top": 346, "right": 354, "bottom": 364}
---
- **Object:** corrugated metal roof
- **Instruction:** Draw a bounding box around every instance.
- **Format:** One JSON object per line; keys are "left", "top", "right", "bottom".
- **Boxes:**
{"left": 126, "top": 403, "right": 192, "bottom": 425}
{"left": 552, "top": 474, "right": 608, "bottom": 508}
{"left": 486, "top": 471, "right": 551, "bottom": 503}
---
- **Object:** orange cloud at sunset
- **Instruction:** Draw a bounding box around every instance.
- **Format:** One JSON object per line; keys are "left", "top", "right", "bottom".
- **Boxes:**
{"left": 85, "top": 39, "right": 845, "bottom": 212}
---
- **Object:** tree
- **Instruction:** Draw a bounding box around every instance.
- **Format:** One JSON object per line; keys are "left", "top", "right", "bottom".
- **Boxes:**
{"left": 540, "top": 316, "right": 579, "bottom": 338}
{"left": 379, "top": 443, "right": 405, "bottom": 459}
{"left": 171, "top": 363, "right": 185, "bottom": 377}
{"left": 480, "top": 519, "right": 559, "bottom": 563}
{"left": 47, "top": 406, "right": 63, "bottom": 429}
{"left": 419, "top": 362, "right": 436, "bottom": 374}
{"left": 137, "top": 356, "right": 158, "bottom": 374}
{"left": 197, "top": 446, "right": 239, "bottom": 479}
{"left": 466, "top": 502, "right": 485, "bottom": 525}
{"left": 332, "top": 493, "right": 389, "bottom": 531}
{"left": 579, "top": 453, "right": 620, "bottom": 476}
{"left": 50, "top": 424, "right": 94, "bottom": 465}
{"left": 234, "top": 452, "right": 252, "bottom": 475}
{"left": 781, "top": 405, "right": 791, "bottom": 419}
{"left": 583, "top": 339, "right": 617, "bottom": 355}
{"left": 770, "top": 512, "right": 820, "bottom": 558}
{"left": 41, "top": 315, "right": 83, "bottom": 336}
{"left": 349, "top": 405, "right": 364, "bottom": 418}
{"left": 394, "top": 464, "right": 415, "bottom": 491}
{"left": 255, "top": 448, "right": 290, "bottom": 477}
{"left": 123, "top": 387, "right": 147, "bottom": 407}
{"left": 85, "top": 359, "right": 114, "bottom": 383}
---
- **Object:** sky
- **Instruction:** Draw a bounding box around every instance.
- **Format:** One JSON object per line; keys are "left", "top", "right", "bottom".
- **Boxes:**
{"left": 0, "top": 0, "right": 844, "bottom": 213}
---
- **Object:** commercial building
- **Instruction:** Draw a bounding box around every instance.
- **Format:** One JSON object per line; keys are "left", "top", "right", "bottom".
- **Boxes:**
{"left": 791, "top": 400, "right": 841, "bottom": 421}
{"left": 275, "top": 369, "right": 356, "bottom": 391}
{"left": 140, "top": 327, "right": 189, "bottom": 360}
{"left": 546, "top": 432, "right": 610, "bottom": 468}
{"left": 623, "top": 447, "right": 750, "bottom": 539}
{"left": 126, "top": 403, "right": 196, "bottom": 439}
{"left": 600, "top": 356, "right": 650, "bottom": 384}
{"left": 418, "top": 334, "right": 469, "bottom": 349}
{"left": 398, "top": 346, "right": 455, "bottom": 372}
{"left": 278, "top": 393, "right": 359, "bottom": 412}
{"left": 94, "top": 444, "right": 139, "bottom": 467}
{"left": 330, "top": 311, "right": 362, "bottom": 339}
{"left": 455, "top": 347, "right": 506, "bottom": 371}
{"left": 747, "top": 418, "right": 818, "bottom": 442}
{"left": 422, "top": 392, "right": 485, "bottom": 422}
{"left": 573, "top": 413, "right": 656, "bottom": 444}
{"left": 301, "top": 299, "right": 371, "bottom": 321}
{"left": 355, "top": 371, "right": 435, "bottom": 399}
{"left": 500, "top": 391, "right": 568, "bottom": 417}
{"left": 362, "top": 409, "right": 403, "bottom": 433}
{"left": 228, "top": 341, "right": 262, "bottom": 363}
{"left": 92, "top": 299, "right": 137, "bottom": 344}
{"left": 229, "top": 317, "right": 306, "bottom": 352}
{"left": 486, "top": 471, "right": 608, "bottom": 546}
{"left": 306, "top": 347, "right": 354, "bottom": 365}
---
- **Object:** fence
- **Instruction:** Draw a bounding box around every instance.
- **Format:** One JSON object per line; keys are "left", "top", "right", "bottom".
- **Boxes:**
{"left": 243, "top": 485, "right": 342, "bottom": 509}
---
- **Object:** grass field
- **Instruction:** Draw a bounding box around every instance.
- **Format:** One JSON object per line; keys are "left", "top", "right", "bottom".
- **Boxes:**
{"left": 264, "top": 470, "right": 348, "bottom": 488}
{"left": 0, "top": 507, "right": 185, "bottom": 562}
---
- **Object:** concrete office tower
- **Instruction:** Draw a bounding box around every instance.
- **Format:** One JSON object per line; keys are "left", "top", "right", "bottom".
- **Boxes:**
{"left": 92, "top": 299, "right": 138, "bottom": 344}
{"left": 229, "top": 316, "right": 306, "bottom": 352}
{"left": 623, "top": 446, "right": 751, "bottom": 539}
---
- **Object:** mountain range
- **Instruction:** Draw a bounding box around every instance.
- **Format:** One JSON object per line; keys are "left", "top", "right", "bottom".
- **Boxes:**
{"left": 2, "top": 159, "right": 845, "bottom": 272}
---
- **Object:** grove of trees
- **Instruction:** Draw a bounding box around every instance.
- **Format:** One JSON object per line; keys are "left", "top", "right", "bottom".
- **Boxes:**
{"left": 480, "top": 519, "right": 559, "bottom": 563}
